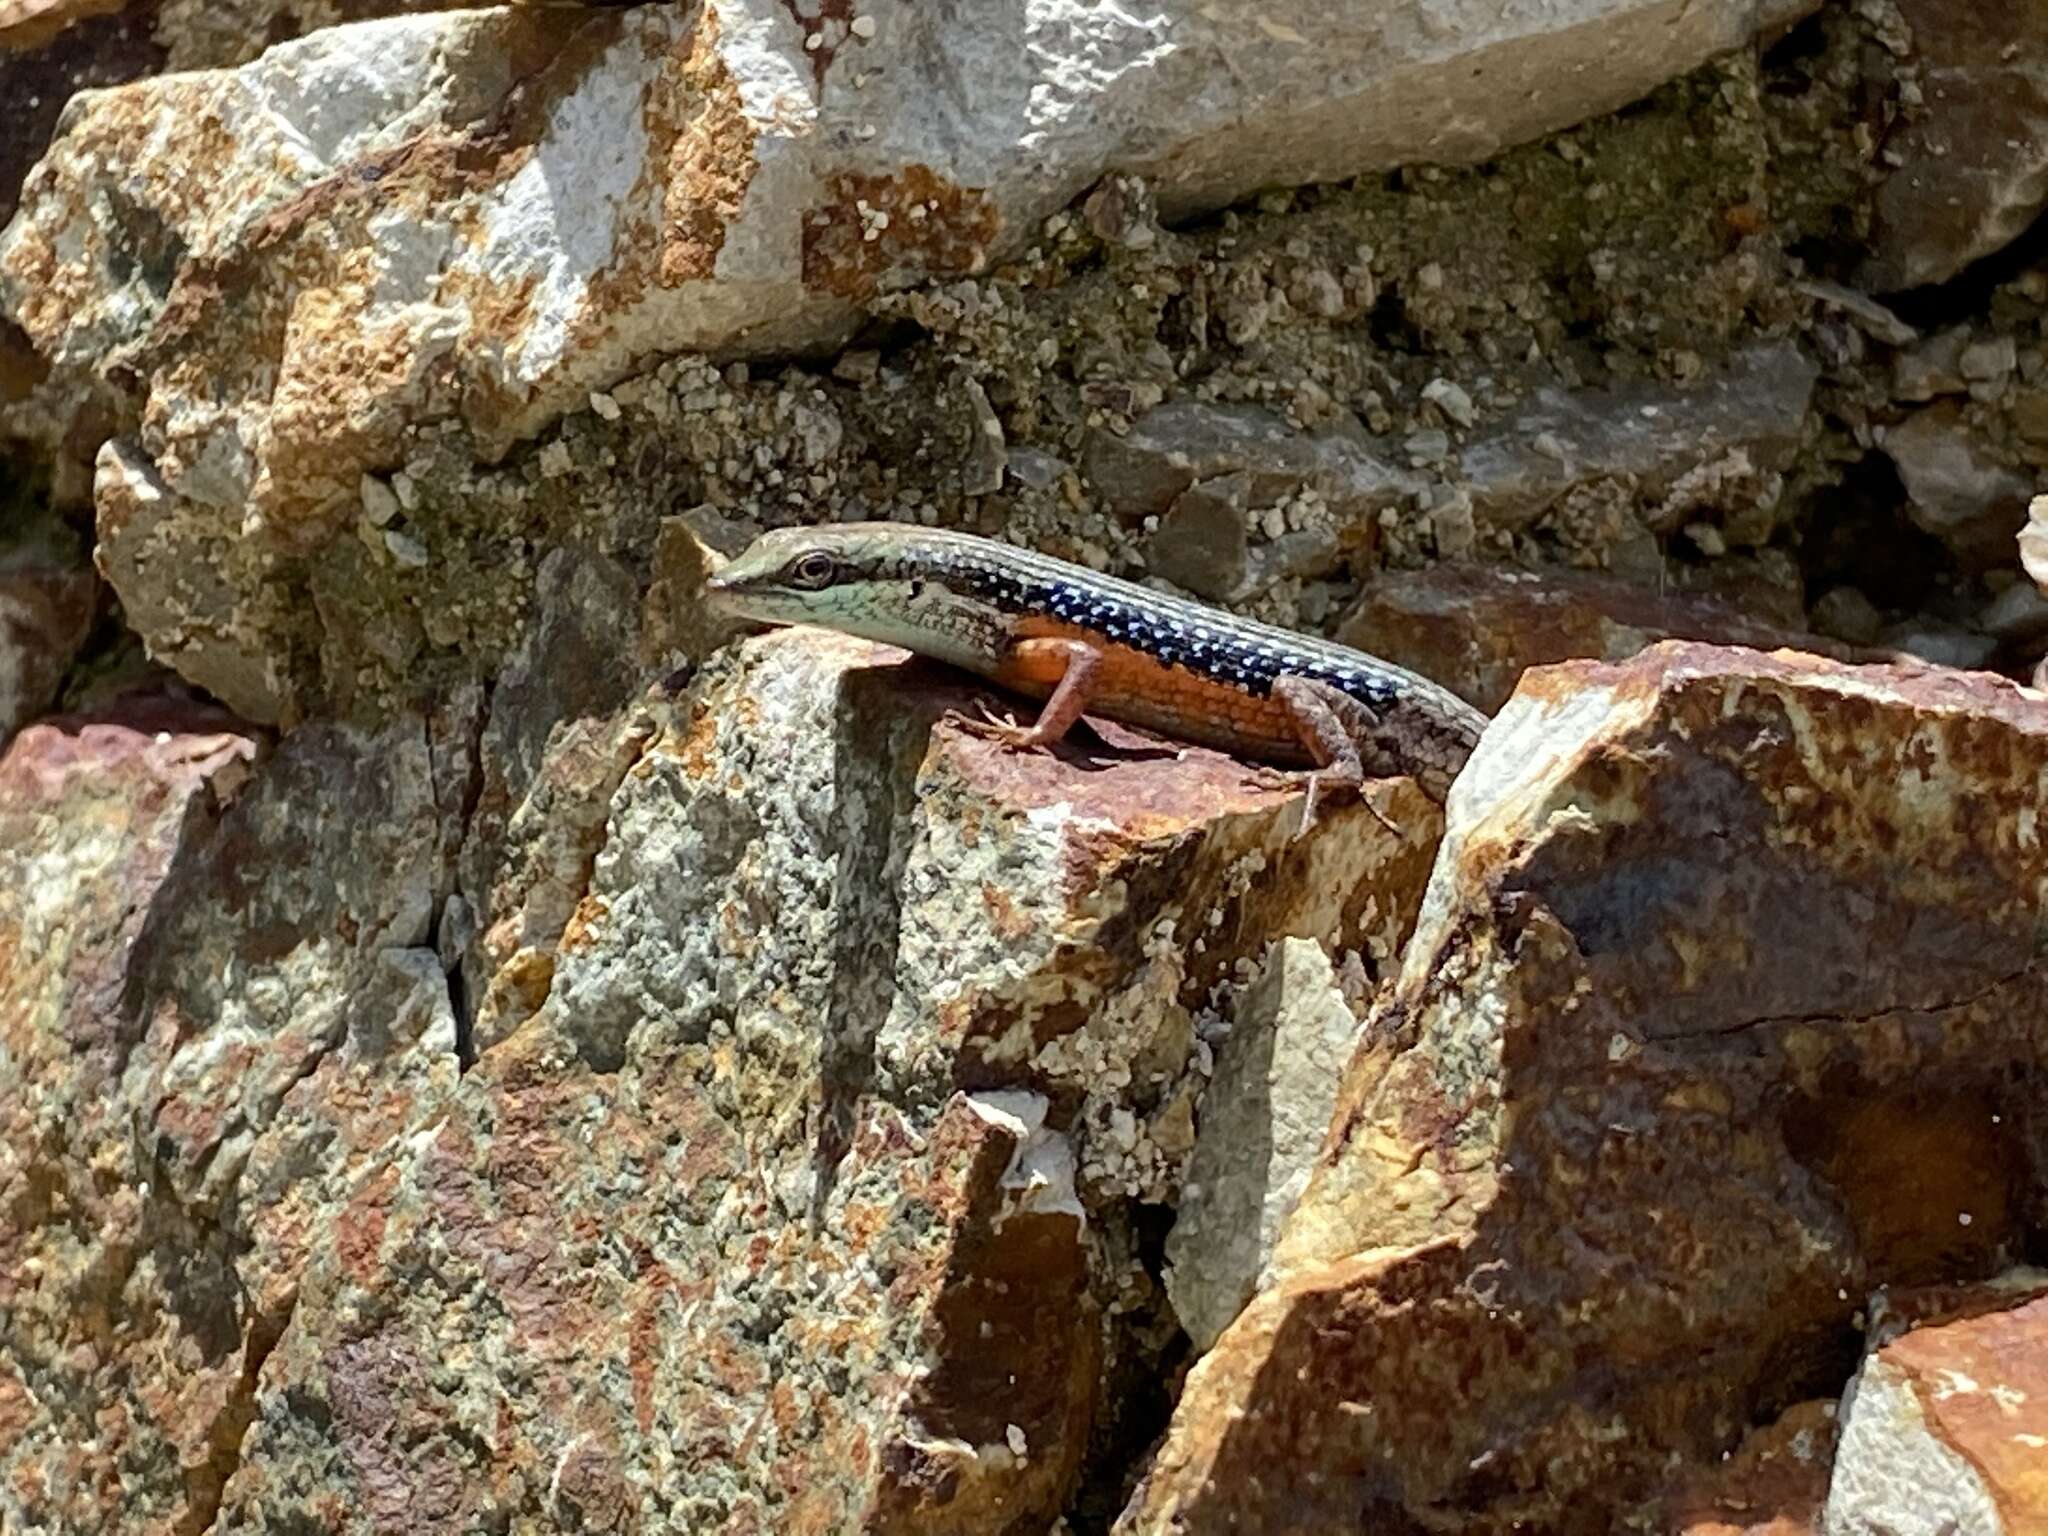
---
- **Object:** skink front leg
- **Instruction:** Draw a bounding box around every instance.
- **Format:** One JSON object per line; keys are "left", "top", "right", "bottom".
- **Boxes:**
{"left": 966, "top": 636, "right": 1105, "bottom": 750}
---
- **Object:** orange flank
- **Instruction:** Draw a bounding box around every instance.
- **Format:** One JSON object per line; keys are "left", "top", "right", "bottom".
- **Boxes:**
{"left": 993, "top": 616, "right": 1313, "bottom": 765}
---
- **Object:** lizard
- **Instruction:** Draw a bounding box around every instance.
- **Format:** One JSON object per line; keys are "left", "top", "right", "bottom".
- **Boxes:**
{"left": 703, "top": 522, "right": 1490, "bottom": 830}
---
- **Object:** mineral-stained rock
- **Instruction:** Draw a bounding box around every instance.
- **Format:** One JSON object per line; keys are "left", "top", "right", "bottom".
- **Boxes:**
{"left": 1, "top": 0, "right": 1810, "bottom": 532}
{"left": 1863, "top": 0, "right": 2048, "bottom": 292}
{"left": 0, "top": 694, "right": 476, "bottom": 1536}
{"left": 1119, "top": 643, "right": 2048, "bottom": 1534}
{"left": 1335, "top": 562, "right": 1863, "bottom": 714}
{"left": 1882, "top": 404, "right": 2036, "bottom": 569}
{"left": 1650, "top": 1400, "right": 1838, "bottom": 1536}
{"left": 1456, "top": 342, "right": 1819, "bottom": 532}
{"left": 456, "top": 547, "right": 652, "bottom": 1056}
{"left": 1827, "top": 1273, "right": 2048, "bottom": 1535}
{"left": 205, "top": 628, "right": 1442, "bottom": 1534}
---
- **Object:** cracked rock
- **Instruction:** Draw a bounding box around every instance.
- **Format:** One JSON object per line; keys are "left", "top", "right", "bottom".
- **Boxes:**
{"left": 1124, "top": 643, "right": 2048, "bottom": 1534}
{"left": 197, "top": 628, "right": 1443, "bottom": 1534}
{"left": 1, "top": 0, "right": 1809, "bottom": 528}
{"left": 1164, "top": 937, "right": 1367, "bottom": 1353}
{"left": 0, "top": 695, "right": 468, "bottom": 1536}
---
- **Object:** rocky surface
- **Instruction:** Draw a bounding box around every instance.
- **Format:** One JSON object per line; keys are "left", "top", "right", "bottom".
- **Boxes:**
{"left": 5, "top": 0, "right": 2048, "bottom": 1531}
{"left": 0, "top": 500, "right": 97, "bottom": 739}
{"left": 1124, "top": 644, "right": 2048, "bottom": 1533}
{"left": 1827, "top": 1273, "right": 2048, "bottom": 1535}
{"left": 1162, "top": 937, "right": 1365, "bottom": 1353}
{"left": 1863, "top": 0, "right": 2048, "bottom": 293}
{"left": 0, "top": 0, "right": 1811, "bottom": 527}
{"left": 1651, "top": 1400, "right": 1838, "bottom": 1536}
{"left": 1336, "top": 561, "right": 1863, "bottom": 713}
{"left": 201, "top": 630, "right": 1440, "bottom": 1534}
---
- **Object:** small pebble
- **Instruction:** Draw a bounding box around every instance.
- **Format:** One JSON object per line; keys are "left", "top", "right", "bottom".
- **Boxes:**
{"left": 1421, "top": 377, "right": 1476, "bottom": 428}
{"left": 384, "top": 529, "right": 430, "bottom": 568}
{"left": 360, "top": 475, "right": 400, "bottom": 526}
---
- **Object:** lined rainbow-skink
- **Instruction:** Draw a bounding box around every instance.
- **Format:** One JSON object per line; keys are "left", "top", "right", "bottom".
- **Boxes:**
{"left": 705, "top": 522, "right": 1489, "bottom": 823}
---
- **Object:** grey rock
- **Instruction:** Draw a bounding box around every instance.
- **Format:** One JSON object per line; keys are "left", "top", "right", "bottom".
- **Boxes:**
{"left": 958, "top": 375, "right": 1008, "bottom": 496}
{"left": 1894, "top": 328, "right": 1971, "bottom": 402}
{"left": 1164, "top": 938, "right": 1361, "bottom": 1353}
{"left": 1959, "top": 334, "right": 2018, "bottom": 385}
{"left": 1980, "top": 579, "right": 2048, "bottom": 642}
{"left": 1882, "top": 622, "right": 2001, "bottom": 671}
{"left": 1796, "top": 279, "right": 1917, "bottom": 347}
{"left": 1083, "top": 399, "right": 1420, "bottom": 524}
{"left": 1148, "top": 472, "right": 1253, "bottom": 600}
{"left": 1006, "top": 446, "right": 1071, "bottom": 491}
{"left": 1457, "top": 343, "right": 1818, "bottom": 531}
{"left": 1883, "top": 405, "right": 2035, "bottom": 569}
{"left": 1864, "top": 0, "right": 2048, "bottom": 291}
{"left": 1811, "top": 585, "right": 1886, "bottom": 646}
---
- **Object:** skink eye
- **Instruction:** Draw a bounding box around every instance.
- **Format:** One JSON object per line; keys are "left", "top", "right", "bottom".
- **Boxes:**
{"left": 788, "top": 551, "right": 837, "bottom": 589}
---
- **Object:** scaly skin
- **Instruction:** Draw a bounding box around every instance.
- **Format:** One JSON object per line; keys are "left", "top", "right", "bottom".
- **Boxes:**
{"left": 705, "top": 522, "right": 1489, "bottom": 811}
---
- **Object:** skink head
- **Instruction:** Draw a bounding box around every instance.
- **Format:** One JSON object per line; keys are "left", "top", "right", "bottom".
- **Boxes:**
{"left": 705, "top": 523, "right": 1009, "bottom": 670}
{"left": 705, "top": 524, "right": 898, "bottom": 628}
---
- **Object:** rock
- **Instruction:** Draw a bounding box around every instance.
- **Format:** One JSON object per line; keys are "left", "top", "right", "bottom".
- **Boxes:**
{"left": 1335, "top": 562, "right": 1860, "bottom": 714}
{"left": 1980, "top": 579, "right": 2048, "bottom": 643}
{"left": 92, "top": 437, "right": 292, "bottom": 722}
{"left": 958, "top": 374, "right": 1008, "bottom": 496}
{"left": 1960, "top": 334, "right": 2018, "bottom": 385}
{"left": 1795, "top": 279, "right": 1917, "bottom": 347}
{"left": 1421, "top": 376, "right": 1477, "bottom": 428}
{"left": 1811, "top": 585, "right": 1887, "bottom": 646}
{"left": 1883, "top": 404, "right": 2035, "bottom": 569}
{"left": 1119, "top": 644, "right": 2048, "bottom": 1533}
{"left": 1651, "top": 1400, "right": 1838, "bottom": 1536}
{"left": 1146, "top": 472, "right": 1254, "bottom": 601}
{"left": 1893, "top": 328, "right": 1971, "bottom": 402}
{"left": 1864, "top": 0, "right": 2048, "bottom": 292}
{"left": 190, "top": 628, "right": 1442, "bottom": 1533}
{"left": 0, "top": 0, "right": 129, "bottom": 52}
{"left": 1, "top": 0, "right": 1810, "bottom": 539}
{"left": 638, "top": 507, "right": 763, "bottom": 670}
{"left": 1006, "top": 446, "right": 1070, "bottom": 492}
{"left": 1827, "top": 1274, "right": 2048, "bottom": 1535}
{"left": 458, "top": 548, "right": 651, "bottom": 1056}
{"left": 1083, "top": 399, "right": 1419, "bottom": 530}
{"left": 0, "top": 695, "right": 480, "bottom": 1536}
{"left": 1882, "top": 622, "right": 2001, "bottom": 672}
{"left": 1457, "top": 342, "right": 1818, "bottom": 532}
{"left": 1163, "top": 938, "right": 1365, "bottom": 1353}
{"left": 2013, "top": 390, "right": 2048, "bottom": 452}
{"left": 0, "top": 506, "right": 97, "bottom": 740}
{"left": 2022, "top": 493, "right": 2048, "bottom": 592}
{"left": 0, "top": 0, "right": 474, "bottom": 507}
